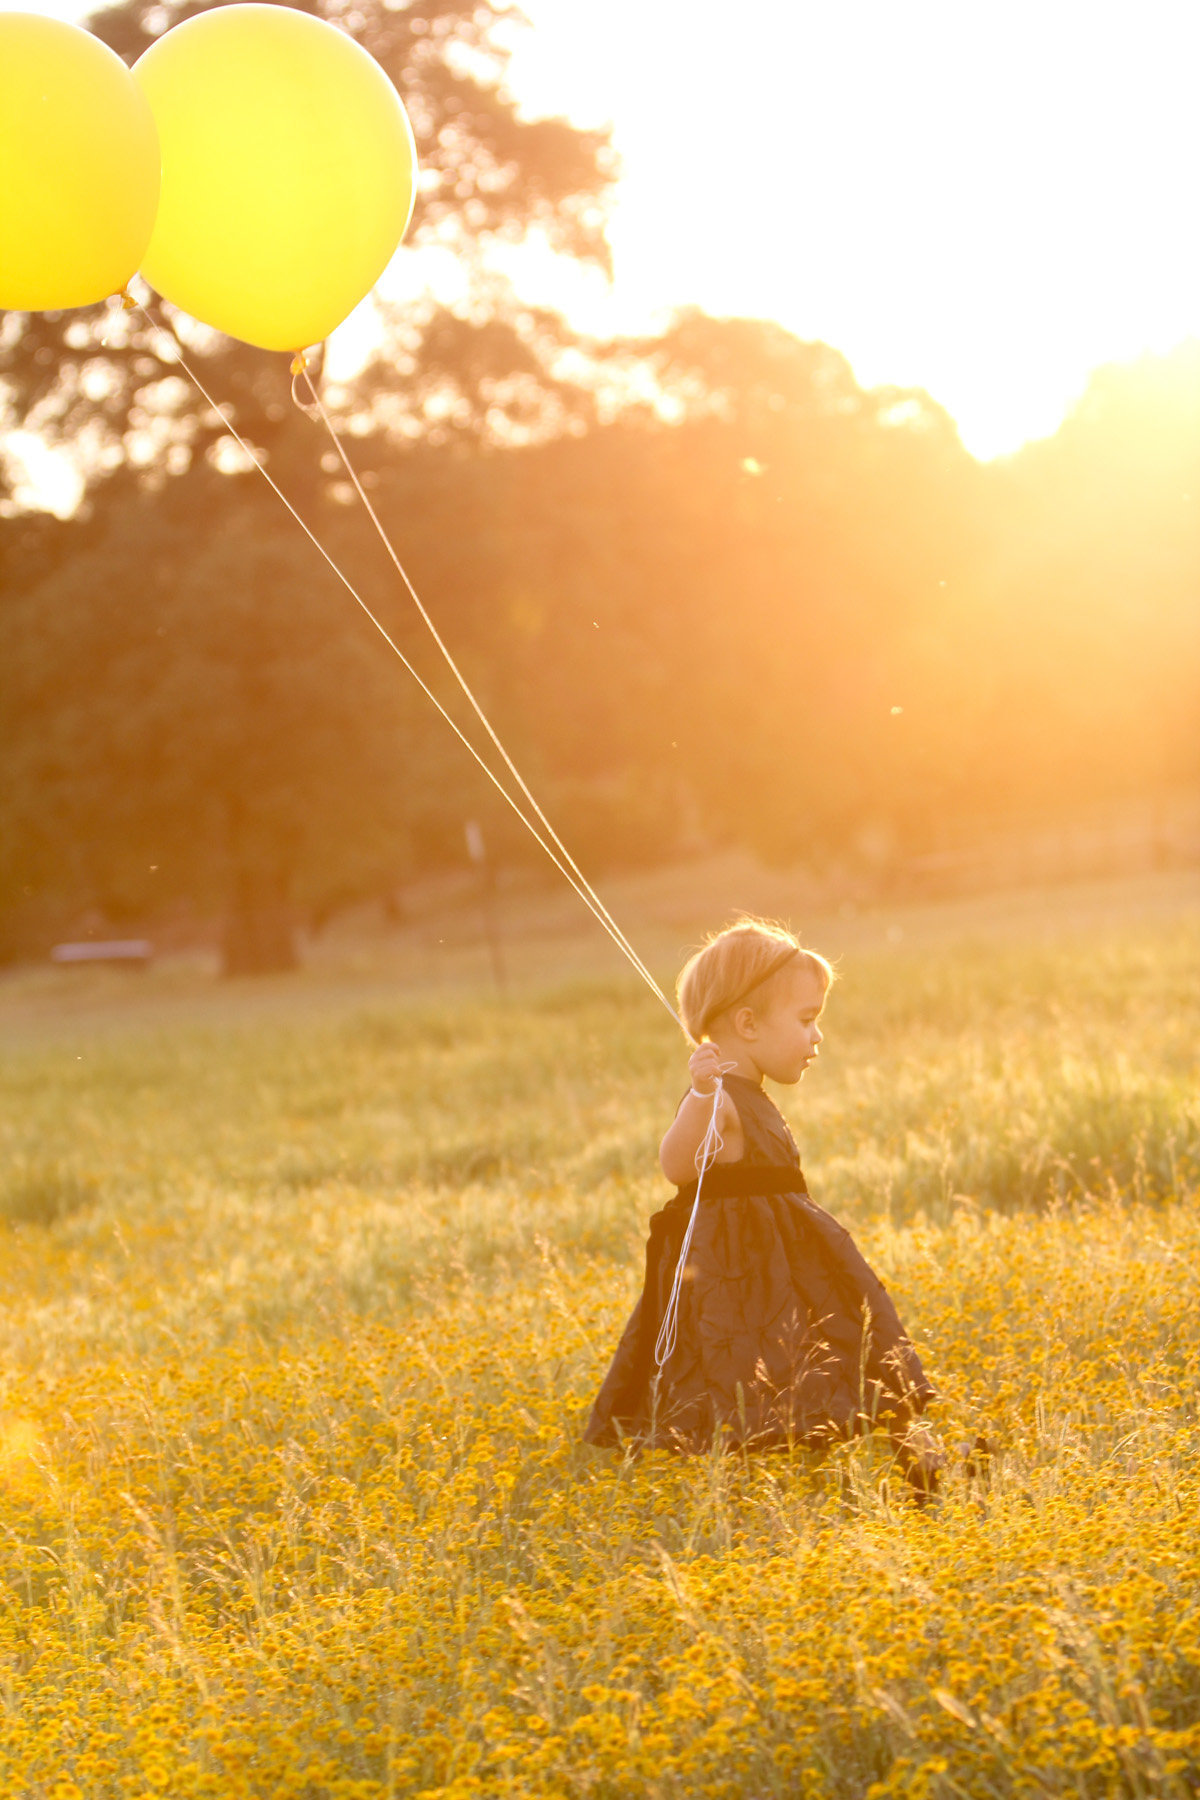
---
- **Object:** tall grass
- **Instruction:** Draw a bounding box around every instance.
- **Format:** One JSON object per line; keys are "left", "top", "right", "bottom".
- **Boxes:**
{"left": 1, "top": 914, "right": 1198, "bottom": 1795}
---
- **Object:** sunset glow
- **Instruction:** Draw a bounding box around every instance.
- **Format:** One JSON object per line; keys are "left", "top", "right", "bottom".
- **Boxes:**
{"left": 498, "top": 0, "right": 1200, "bottom": 456}
{"left": 10, "top": 0, "right": 1200, "bottom": 458}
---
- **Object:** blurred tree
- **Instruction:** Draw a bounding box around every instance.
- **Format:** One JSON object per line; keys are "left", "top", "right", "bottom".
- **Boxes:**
{"left": 0, "top": 463, "right": 493, "bottom": 965}
{"left": 479, "top": 314, "right": 987, "bottom": 868}
{"left": 882, "top": 343, "right": 1200, "bottom": 849}
{"left": 440, "top": 322, "right": 1199, "bottom": 879}
{"left": 989, "top": 345, "right": 1200, "bottom": 813}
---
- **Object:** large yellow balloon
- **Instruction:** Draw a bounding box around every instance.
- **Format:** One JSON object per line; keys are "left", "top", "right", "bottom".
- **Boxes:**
{"left": 0, "top": 13, "right": 160, "bottom": 312}
{"left": 133, "top": 5, "right": 417, "bottom": 353}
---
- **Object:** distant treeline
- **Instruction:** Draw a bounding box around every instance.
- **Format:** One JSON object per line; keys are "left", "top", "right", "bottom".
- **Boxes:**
{"left": 2, "top": 313, "right": 1197, "bottom": 967}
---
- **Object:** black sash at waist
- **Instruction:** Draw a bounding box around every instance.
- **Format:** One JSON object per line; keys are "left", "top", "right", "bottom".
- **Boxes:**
{"left": 671, "top": 1162, "right": 807, "bottom": 1207}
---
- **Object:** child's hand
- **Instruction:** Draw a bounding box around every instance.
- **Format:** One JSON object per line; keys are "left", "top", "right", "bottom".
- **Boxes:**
{"left": 688, "top": 1043, "right": 725, "bottom": 1097}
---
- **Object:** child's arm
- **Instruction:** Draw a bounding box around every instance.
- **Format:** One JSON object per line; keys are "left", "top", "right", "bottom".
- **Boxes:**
{"left": 659, "top": 1042, "right": 744, "bottom": 1185}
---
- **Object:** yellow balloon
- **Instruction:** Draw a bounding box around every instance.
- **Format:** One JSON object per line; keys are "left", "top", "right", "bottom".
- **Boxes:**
{"left": 133, "top": 4, "right": 417, "bottom": 353}
{"left": 0, "top": 13, "right": 160, "bottom": 311}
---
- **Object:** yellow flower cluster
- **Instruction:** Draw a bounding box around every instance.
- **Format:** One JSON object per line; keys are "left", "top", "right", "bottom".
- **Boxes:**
{"left": 2, "top": 1190, "right": 1198, "bottom": 1799}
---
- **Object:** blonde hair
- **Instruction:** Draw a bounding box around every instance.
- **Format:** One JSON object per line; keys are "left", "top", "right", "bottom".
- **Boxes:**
{"left": 677, "top": 917, "right": 835, "bottom": 1042}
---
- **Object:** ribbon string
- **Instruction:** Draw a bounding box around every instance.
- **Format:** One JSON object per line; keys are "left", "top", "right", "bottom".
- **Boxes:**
{"left": 296, "top": 365, "right": 675, "bottom": 1018}
{"left": 653, "top": 1066, "right": 736, "bottom": 1373}
{"left": 131, "top": 302, "right": 683, "bottom": 1029}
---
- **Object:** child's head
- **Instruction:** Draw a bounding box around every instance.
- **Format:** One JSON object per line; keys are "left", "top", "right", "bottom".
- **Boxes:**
{"left": 677, "top": 918, "right": 835, "bottom": 1045}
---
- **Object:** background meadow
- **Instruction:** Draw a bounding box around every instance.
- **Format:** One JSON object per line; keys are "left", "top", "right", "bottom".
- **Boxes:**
{"left": 2, "top": 872, "right": 1199, "bottom": 1798}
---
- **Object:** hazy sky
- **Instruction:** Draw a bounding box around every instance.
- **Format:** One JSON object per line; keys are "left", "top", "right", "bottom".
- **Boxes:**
{"left": 9, "top": 0, "right": 1200, "bottom": 459}
{"left": 497, "top": 0, "right": 1200, "bottom": 457}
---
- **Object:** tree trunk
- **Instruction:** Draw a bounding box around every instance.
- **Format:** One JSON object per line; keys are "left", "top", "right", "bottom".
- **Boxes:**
{"left": 221, "top": 861, "right": 300, "bottom": 975}
{"left": 220, "top": 793, "right": 300, "bottom": 976}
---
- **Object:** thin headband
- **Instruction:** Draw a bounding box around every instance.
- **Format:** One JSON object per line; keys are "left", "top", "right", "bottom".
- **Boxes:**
{"left": 702, "top": 944, "right": 800, "bottom": 1029}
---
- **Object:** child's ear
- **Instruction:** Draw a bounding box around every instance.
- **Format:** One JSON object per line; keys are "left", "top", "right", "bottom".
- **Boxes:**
{"left": 732, "top": 1004, "right": 757, "bottom": 1039}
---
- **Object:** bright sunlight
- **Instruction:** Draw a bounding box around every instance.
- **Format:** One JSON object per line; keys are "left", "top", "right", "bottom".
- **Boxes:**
{"left": 498, "top": 0, "right": 1200, "bottom": 456}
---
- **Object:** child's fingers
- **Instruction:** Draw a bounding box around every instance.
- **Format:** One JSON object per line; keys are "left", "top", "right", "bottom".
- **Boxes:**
{"left": 688, "top": 1045, "right": 723, "bottom": 1092}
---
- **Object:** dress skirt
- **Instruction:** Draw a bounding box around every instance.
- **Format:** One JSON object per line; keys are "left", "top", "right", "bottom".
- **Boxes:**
{"left": 583, "top": 1077, "right": 935, "bottom": 1453}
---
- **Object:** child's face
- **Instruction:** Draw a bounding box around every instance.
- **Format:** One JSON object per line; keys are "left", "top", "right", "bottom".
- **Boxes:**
{"left": 746, "top": 966, "right": 827, "bottom": 1084}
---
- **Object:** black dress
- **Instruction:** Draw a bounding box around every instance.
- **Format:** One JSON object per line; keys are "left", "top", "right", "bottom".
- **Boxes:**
{"left": 584, "top": 1074, "right": 935, "bottom": 1452}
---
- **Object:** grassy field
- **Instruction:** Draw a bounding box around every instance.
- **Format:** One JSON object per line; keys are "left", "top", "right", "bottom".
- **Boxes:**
{"left": 2, "top": 872, "right": 1199, "bottom": 1798}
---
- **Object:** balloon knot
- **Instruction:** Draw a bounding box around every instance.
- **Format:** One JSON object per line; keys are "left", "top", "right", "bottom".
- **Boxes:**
{"left": 290, "top": 352, "right": 308, "bottom": 376}
{"left": 120, "top": 288, "right": 138, "bottom": 312}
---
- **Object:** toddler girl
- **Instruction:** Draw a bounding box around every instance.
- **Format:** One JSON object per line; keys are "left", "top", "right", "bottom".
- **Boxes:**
{"left": 584, "top": 918, "right": 940, "bottom": 1495}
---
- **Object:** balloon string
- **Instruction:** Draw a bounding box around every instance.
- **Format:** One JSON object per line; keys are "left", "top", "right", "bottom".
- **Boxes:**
{"left": 294, "top": 362, "right": 676, "bottom": 1020}
{"left": 653, "top": 1066, "right": 736, "bottom": 1374}
{"left": 131, "top": 304, "right": 681, "bottom": 1028}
